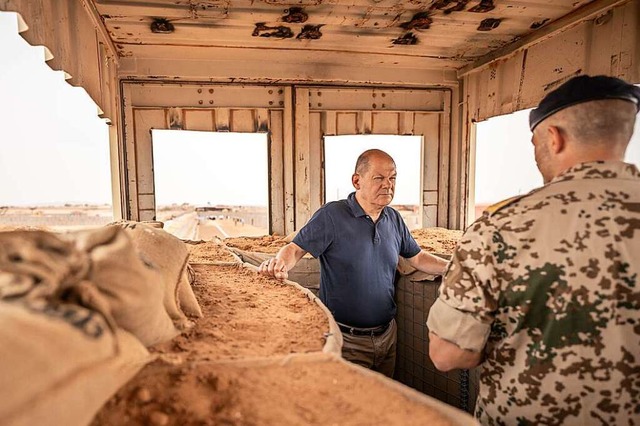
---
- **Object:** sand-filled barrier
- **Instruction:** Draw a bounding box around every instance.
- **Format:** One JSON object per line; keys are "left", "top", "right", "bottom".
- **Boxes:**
{"left": 223, "top": 234, "right": 289, "bottom": 254}
{"left": 410, "top": 227, "right": 463, "bottom": 256}
{"left": 92, "top": 353, "right": 476, "bottom": 426}
{"left": 149, "top": 263, "right": 339, "bottom": 361}
{"left": 185, "top": 240, "right": 241, "bottom": 264}
{"left": 224, "top": 235, "right": 321, "bottom": 295}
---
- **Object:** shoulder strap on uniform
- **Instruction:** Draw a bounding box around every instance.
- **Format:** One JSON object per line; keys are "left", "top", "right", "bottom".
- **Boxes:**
{"left": 483, "top": 194, "right": 527, "bottom": 216}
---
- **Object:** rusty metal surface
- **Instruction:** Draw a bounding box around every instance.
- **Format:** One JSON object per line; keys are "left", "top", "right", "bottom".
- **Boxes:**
{"left": 92, "top": 0, "right": 600, "bottom": 69}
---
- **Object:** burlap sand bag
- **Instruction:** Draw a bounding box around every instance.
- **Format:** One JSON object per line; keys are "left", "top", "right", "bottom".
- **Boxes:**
{"left": 0, "top": 231, "right": 150, "bottom": 426}
{"left": 71, "top": 226, "right": 179, "bottom": 346}
{"left": 111, "top": 221, "right": 202, "bottom": 322}
{"left": 0, "top": 300, "right": 150, "bottom": 426}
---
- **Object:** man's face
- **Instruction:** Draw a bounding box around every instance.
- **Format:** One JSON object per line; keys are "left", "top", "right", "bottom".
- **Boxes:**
{"left": 353, "top": 155, "right": 397, "bottom": 208}
{"left": 532, "top": 128, "right": 554, "bottom": 184}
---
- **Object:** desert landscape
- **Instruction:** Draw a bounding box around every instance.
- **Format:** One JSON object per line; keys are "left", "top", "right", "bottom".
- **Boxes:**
{"left": 0, "top": 203, "right": 423, "bottom": 240}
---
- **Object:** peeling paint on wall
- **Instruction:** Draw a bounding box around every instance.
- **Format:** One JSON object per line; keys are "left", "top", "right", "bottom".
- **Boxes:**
{"left": 297, "top": 24, "right": 323, "bottom": 40}
{"left": 400, "top": 12, "right": 432, "bottom": 30}
{"left": 477, "top": 18, "right": 501, "bottom": 31}
{"left": 392, "top": 32, "right": 418, "bottom": 45}
{"left": 530, "top": 18, "right": 549, "bottom": 29}
{"left": 282, "top": 7, "right": 308, "bottom": 24}
{"left": 150, "top": 18, "right": 175, "bottom": 34}
{"left": 468, "top": 0, "right": 495, "bottom": 13}
{"left": 252, "top": 23, "right": 294, "bottom": 38}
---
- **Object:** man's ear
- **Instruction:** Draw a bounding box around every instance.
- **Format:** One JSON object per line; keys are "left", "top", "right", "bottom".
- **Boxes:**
{"left": 352, "top": 173, "right": 360, "bottom": 190}
{"left": 547, "top": 125, "right": 566, "bottom": 154}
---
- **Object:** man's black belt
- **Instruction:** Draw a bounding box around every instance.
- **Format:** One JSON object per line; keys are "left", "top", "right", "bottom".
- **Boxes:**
{"left": 337, "top": 321, "right": 391, "bottom": 337}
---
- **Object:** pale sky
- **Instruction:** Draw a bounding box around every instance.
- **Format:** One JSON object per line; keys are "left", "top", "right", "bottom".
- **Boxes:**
{"left": 1, "top": 10, "right": 639, "bottom": 210}
{"left": 152, "top": 130, "right": 269, "bottom": 206}
{"left": 475, "top": 108, "right": 640, "bottom": 204}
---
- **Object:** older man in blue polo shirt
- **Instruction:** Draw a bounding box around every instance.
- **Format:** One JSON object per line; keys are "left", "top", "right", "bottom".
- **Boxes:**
{"left": 259, "top": 149, "right": 448, "bottom": 377}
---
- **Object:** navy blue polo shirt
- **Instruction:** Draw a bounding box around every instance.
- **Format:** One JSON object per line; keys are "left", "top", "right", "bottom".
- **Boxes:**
{"left": 293, "top": 192, "right": 421, "bottom": 328}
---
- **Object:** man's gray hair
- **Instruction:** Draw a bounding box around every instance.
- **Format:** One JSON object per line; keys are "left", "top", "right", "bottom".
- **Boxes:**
{"left": 541, "top": 99, "right": 637, "bottom": 145}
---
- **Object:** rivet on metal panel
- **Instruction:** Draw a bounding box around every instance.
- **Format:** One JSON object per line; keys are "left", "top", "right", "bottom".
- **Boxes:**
{"left": 530, "top": 18, "right": 549, "bottom": 29}
{"left": 279, "top": 101, "right": 284, "bottom": 106}
{"left": 209, "top": 100, "right": 214, "bottom": 104}
{"left": 468, "top": 0, "right": 495, "bottom": 13}
{"left": 392, "top": 32, "right": 418, "bottom": 45}
{"left": 269, "top": 101, "right": 274, "bottom": 105}
{"left": 297, "top": 24, "right": 324, "bottom": 40}
{"left": 269, "top": 90, "right": 274, "bottom": 94}
{"left": 282, "top": 7, "right": 308, "bottom": 24}
{"left": 382, "top": 104, "right": 386, "bottom": 108}
{"left": 197, "top": 89, "right": 202, "bottom": 93}
{"left": 317, "top": 92, "right": 322, "bottom": 96}
{"left": 372, "top": 103, "right": 377, "bottom": 109}
{"left": 373, "top": 93, "right": 377, "bottom": 98}
{"left": 477, "top": 18, "right": 501, "bottom": 31}
{"left": 381, "top": 93, "right": 386, "bottom": 97}
{"left": 278, "top": 89, "right": 283, "bottom": 94}
{"left": 150, "top": 18, "right": 174, "bottom": 34}
{"left": 400, "top": 12, "right": 432, "bottom": 30}
{"left": 318, "top": 103, "right": 322, "bottom": 107}
{"left": 252, "top": 23, "right": 294, "bottom": 39}
{"left": 198, "top": 100, "right": 203, "bottom": 105}
{"left": 209, "top": 89, "right": 214, "bottom": 94}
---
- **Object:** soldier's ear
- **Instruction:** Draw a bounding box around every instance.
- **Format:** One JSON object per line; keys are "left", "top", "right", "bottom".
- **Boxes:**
{"left": 547, "top": 125, "right": 566, "bottom": 154}
{"left": 352, "top": 173, "right": 360, "bottom": 189}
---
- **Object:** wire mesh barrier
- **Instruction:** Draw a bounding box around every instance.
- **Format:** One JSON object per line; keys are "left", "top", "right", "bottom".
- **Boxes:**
{"left": 395, "top": 273, "right": 479, "bottom": 414}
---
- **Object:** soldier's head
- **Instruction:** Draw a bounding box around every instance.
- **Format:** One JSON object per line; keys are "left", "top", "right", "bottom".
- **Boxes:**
{"left": 529, "top": 75, "right": 640, "bottom": 183}
{"left": 353, "top": 149, "right": 397, "bottom": 209}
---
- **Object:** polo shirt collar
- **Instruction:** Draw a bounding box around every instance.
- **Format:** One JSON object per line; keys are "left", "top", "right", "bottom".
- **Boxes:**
{"left": 346, "top": 192, "right": 388, "bottom": 220}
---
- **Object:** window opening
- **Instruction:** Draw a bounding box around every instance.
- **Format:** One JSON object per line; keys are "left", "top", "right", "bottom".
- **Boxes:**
{"left": 151, "top": 130, "right": 269, "bottom": 240}
{"left": 0, "top": 12, "right": 113, "bottom": 232}
{"left": 472, "top": 104, "right": 640, "bottom": 222}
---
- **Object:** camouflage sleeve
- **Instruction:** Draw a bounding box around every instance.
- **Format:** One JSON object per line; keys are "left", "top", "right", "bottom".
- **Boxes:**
{"left": 426, "top": 215, "right": 498, "bottom": 352}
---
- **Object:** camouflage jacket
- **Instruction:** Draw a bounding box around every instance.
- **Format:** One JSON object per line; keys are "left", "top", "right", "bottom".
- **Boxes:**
{"left": 427, "top": 161, "right": 640, "bottom": 425}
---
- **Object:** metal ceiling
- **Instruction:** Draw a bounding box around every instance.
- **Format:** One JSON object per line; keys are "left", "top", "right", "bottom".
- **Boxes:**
{"left": 93, "top": 0, "right": 595, "bottom": 69}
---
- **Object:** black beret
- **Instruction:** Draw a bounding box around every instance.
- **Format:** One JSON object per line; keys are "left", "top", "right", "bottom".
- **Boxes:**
{"left": 529, "top": 75, "right": 640, "bottom": 131}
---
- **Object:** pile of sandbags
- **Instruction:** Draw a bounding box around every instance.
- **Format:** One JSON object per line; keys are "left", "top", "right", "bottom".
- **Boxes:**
{"left": 0, "top": 224, "right": 203, "bottom": 426}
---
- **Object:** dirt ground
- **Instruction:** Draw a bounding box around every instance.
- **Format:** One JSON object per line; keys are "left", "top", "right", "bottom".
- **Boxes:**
{"left": 150, "top": 264, "right": 328, "bottom": 361}
{"left": 224, "top": 228, "right": 463, "bottom": 257}
{"left": 410, "top": 228, "right": 463, "bottom": 255}
{"left": 223, "top": 235, "right": 289, "bottom": 254}
{"left": 92, "top": 357, "right": 456, "bottom": 426}
{"left": 185, "top": 241, "right": 239, "bottom": 264}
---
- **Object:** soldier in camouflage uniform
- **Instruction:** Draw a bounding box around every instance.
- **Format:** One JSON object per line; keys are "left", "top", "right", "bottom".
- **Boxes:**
{"left": 426, "top": 75, "right": 640, "bottom": 425}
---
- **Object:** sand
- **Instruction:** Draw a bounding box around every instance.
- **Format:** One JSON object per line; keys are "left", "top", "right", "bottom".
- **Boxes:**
{"left": 185, "top": 241, "right": 239, "bottom": 264}
{"left": 223, "top": 235, "right": 288, "bottom": 254}
{"left": 410, "top": 227, "right": 463, "bottom": 256}
{"left": 149, "top": 264, "right": 328, "bottom": 361}
{"left": 92, "top": 357, "right": 456, "bottom": 426}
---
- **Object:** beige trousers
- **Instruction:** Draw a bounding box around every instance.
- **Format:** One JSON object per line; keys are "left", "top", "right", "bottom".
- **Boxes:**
{"left": 340, "top": 319, "right": 397, "bottom": 378}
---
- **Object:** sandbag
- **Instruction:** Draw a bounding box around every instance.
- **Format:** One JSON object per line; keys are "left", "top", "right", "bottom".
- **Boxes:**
{"left": 177, "top": 266, "right": 203, "bottom": 317}
{"left": 110, "top": 222, "right": 202, "bottom": 323}
{"left": 0, "top": 299, "right": 149, "bottom": 426}
{"left": 71, "top": 226, "right": 180, "bottom": 346}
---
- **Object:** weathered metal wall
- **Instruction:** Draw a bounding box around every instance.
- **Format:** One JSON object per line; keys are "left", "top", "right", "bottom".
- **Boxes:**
{"left": 2, "top": 0, "right": 119, "bottom": 120}
{"left": 122, "top": 83, "right": 458, "bottom": 233}
{"left": 461, "top": 0, "right": 639, "bottom": 123}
